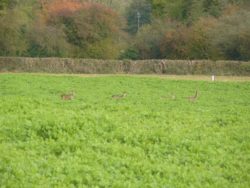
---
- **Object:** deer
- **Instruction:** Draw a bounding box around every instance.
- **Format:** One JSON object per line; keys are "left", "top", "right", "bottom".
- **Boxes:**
{"left": 112, "top": 92, "right": 127, "bottom": 99}
{"left": 186, "top": 90, "right": 198, "bottom": 102}
{"left": 61, "top": 91, "right": 75, "bottom": 101}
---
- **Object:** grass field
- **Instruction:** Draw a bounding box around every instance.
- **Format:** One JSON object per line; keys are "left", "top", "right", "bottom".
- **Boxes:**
{"left": 0, "top": 74, "right": 250, "bottom": 187}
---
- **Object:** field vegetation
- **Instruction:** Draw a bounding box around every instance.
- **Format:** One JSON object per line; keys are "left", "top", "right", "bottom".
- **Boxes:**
{"left": 0, "top": 74, "right": 249, "bottom": 187}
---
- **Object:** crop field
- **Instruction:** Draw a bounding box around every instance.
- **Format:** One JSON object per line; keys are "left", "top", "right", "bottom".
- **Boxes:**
{"left": 0, "top": 74, "right": 250, "bottom": 187}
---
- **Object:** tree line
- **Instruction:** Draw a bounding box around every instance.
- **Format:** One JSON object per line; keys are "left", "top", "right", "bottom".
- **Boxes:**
{"left": 0, "top": 0, "right": 249, "bottom": 60}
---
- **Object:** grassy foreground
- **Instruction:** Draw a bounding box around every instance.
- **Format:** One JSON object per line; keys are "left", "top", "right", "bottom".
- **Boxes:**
{"left": 0, "top": 74, "right": 249, "bottom": 187}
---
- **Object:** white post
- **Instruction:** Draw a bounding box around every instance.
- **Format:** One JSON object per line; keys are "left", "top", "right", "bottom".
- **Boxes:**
{"left": 212, "top": 75, "right": 215, "bottom": 81}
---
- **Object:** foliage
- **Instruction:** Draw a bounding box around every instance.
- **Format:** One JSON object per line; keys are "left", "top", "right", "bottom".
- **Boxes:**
{"left": 82, "top": 0, "right": 132, "bottom": 14}
{"left": 119, "top": 47, "right": 139, "bottom": 60}
{"left": 0, "top": 74, "right": 250, "bottom": 187}
{"left": 209, "top": 8, "right": 250, "bottom": 60}
{"left": 150, "top": 0, "right": 243, "bottom": 20}
{"left": 0, "top": 8, "right": 30, "bottom": 56}
{"left": 27, "top": 19, "right": 72, "bottom": 57}
{"left": 0, "top": 0, "right": 8, "bottom": 10}
{"left": 84, "top": 38, "right": 122, "bottom": 59}
{"left": 134, "top": 21, "right": 165, "bottom": 59}
{"left": 125, "top": 0, "right": 152, "bottom": 34}
{"left": 0, "top": 0, "right": 249, "bottom": 60}
{"left": 45, "top": 1, "right": 122, "bottom": 59}
{"left": 159, "top": 22, "right": 190, "bottom": 59}
{"left": 186, "top": 17, "right": 218, "bottom": 60}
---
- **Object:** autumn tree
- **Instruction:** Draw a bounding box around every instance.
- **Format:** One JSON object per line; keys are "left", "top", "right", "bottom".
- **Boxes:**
{"left": 186, "top": 17, "right": 218, "bottom": 59}
{"left": 133, "top": 21, "right": 165, "bottom": 59}
{"left": 39, "top": 0, "right": 124, "bottom": 58}
{"left": 0, "top": 0, "right": 34, "bottom": 56}
{"left": 159, "top": 22, "right": 190, "bottom": 59}
{"left": 0, "top": 0, "right": 249, "bottom": 60}
{"left": 210, "top": 8, "right": 250, "bottom": 60}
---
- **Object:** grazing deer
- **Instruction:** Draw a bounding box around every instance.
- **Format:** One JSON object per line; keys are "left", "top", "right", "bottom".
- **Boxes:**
{"left": 186, "top": 90, "right": 198, "bottom": 102}
{"left": 61, "top": 91, "right": 75, "bottom": 101}
{"left": 112, "top": 92, "right": 127, "bottom": 99}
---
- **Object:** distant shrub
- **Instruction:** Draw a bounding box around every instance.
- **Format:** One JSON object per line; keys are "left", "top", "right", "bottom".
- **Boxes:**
{"left": 119, "top": 48, "right": 139, "bottom": 60}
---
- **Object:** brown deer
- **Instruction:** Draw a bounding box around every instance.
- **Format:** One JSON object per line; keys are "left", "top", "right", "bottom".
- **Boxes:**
{"left": 112, "top": 92, "right": 127, "bottom": 99}
{"left": 186, "top": 90, "right": 198, "bottom": 102}
{"left": 61, "top": 91, "right": 75, "bottom": 101}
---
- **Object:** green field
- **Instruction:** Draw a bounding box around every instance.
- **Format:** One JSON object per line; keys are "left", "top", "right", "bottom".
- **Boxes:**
{"left": 0, "top": 74, "right": 250, "bottom": 187}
